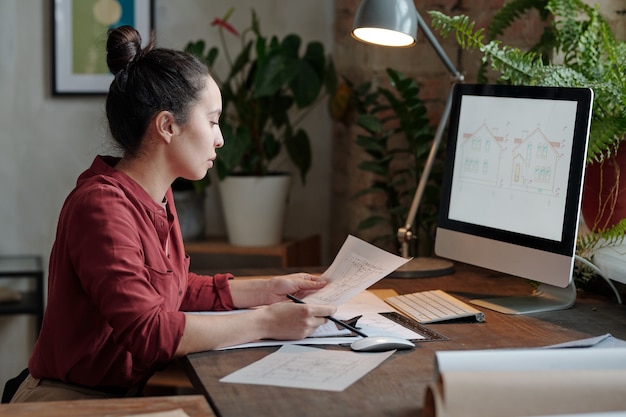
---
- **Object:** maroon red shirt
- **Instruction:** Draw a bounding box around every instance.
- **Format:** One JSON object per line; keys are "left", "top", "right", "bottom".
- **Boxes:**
{"left": 28, "top": 156, "right": 234, "bottom": 389}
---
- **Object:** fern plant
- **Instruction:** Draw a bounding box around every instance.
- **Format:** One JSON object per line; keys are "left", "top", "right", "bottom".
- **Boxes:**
{"left": 429, "top": 0, "right": 626, "bottom": 164}
{"left": 350, "top": 68, "right": 439, "bottom": 256}
{"left": 429, "top": 0, "right": 626, "bottom": 287}
{"left": 476, "top": 0, "right": 554, "bottom": 83}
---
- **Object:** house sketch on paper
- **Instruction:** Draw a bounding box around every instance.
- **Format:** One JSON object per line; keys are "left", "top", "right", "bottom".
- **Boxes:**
{"left": 459, "top": 122, "right": 563, "bottom": 196}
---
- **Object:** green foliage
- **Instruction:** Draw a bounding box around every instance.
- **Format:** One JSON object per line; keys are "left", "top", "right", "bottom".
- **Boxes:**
{"left": 575, "top": 217, "right": 626, "bottom": 287}
{"left": 430, "top": 13, "right": 486, "bottom": 50}
{"left": 429, "top": 1, "right": 626, "bottom": 165}
{"left": 485, "top": 0, "right": 551, "bottom": 40}
{"left": 186, "top": 9, "right": 337, "bottom": 184}
{"left": 350, "top": 69, "right": 438, "bottom": 255}
{"left": 577, "top": 218, "right": 626, "bottom": 259}
{"left": 477, "top": 0, "right": 554, "bottom": 82}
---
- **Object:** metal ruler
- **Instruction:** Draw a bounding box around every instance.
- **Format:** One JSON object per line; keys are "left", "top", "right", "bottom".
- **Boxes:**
{"left": 379, "top": 312, "right": 449, "bottom": 342}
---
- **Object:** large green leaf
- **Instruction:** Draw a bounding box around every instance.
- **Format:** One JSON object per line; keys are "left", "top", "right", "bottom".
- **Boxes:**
{"left": 216, "top": 125, "right": 252, "bottom": 178}
{"left": 357, "top": 114, "right": 383, "bottom": 133}
{"left": 303, "top": 42, "right": 326, "bottom": 78}
{"left": 285, "top": 129, "right": 312, "bottom": 184}
{"left": 253, "top": 54, "right": 300, "bottom": 97}
{"left": 290, "top": 61, "right": 323, "bottom": 108}
{"left": 280, "top": 34, "right": 301, "bottom": 58}
{"left": 261, "top": 131, "right": 281, "bottom": 161}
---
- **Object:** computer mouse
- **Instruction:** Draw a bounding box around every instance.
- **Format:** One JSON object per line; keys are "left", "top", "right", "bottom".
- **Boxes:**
{"left": 350, "top": 336, "right": 415, "bottom": 352}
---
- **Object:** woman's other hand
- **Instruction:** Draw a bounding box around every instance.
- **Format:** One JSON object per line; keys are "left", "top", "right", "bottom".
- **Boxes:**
{"left": 265, "top": 273, "right": 327, "bottom": 304}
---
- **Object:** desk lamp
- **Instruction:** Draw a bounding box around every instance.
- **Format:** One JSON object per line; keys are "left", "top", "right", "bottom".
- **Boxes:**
{"left": 352, "top": 0, "right": 462, "bottom": 278}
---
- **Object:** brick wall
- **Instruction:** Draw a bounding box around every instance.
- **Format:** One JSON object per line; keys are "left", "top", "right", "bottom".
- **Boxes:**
{"left": 329, "top": 0, "right": 626, "bottom": 256}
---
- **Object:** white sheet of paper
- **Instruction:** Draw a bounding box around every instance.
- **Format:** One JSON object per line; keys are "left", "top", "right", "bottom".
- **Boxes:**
{"left": 220, "top": 344, "right": 395, "bottom": 391}
{"left": 335, "top": 290, "right": 424, "bottom": 340}
{"left": 121, "top": 409, "right": 190, "bottom": 417}
{"left": 303, "top": 235, "right": 410, "bottom": 306}
{"left": 309, "top": 320, "right": 352, "bottom": 337}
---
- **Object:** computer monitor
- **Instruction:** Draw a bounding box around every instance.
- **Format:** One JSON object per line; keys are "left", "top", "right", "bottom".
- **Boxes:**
{"left": 435, "top": 83, "right": 593, "bottom": 314}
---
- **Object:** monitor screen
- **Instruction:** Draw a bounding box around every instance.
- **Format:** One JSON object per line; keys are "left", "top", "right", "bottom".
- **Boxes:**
{"left": 435, "top": 84, "right": 593, "bottom": 314}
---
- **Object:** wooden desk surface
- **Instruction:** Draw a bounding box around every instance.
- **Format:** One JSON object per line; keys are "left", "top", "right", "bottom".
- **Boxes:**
{"left": 185, "top": 264, "right": 626, "bottom": 417}
{"left": 0, "top": 395, "right": 214, "bottom": 417}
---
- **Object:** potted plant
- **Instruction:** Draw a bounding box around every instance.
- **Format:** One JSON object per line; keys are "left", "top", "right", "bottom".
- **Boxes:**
{"left": 185, "top": 8, "right": 337, "bottom": 246}
{"left": 429, "top": 0, "right": 626, "bottom": 288}
{"left": 347, "top": 68, "right": 438, "bottom": 257}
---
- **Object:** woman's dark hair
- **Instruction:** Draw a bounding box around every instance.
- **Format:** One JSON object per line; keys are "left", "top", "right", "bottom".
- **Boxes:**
{"left": 105, "top": 25, "right": 209, "bottom": 156}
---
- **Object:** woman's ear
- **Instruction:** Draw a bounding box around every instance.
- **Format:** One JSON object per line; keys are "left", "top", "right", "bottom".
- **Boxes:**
{"left": 153, "top": 111, "right": 180, "bottom": 144}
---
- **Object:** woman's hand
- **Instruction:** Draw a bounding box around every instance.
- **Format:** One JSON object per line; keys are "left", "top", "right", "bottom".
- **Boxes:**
{"left": 179, "top": 273, "right": 337, "bottom": 353}
{"left": 229, "top": 272, "right": 329, "bottom": 309}
{"left": 260, "top": 301, "right": 337, "bottom": 341}
{"left": 265, "top": 273, "right": 328, "bottom": 304}
{"left": 178, "top": 299, "right": 337, "bottom": 353}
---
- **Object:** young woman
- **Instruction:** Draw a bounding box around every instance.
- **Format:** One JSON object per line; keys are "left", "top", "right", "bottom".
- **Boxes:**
{"left": 9, "top": 26, "right": 335, "bottom": 402}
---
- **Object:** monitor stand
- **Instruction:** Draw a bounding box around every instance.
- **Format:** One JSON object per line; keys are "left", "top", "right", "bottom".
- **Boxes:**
{"left": 469, "top": 281, "right": 577, "bottom": 315}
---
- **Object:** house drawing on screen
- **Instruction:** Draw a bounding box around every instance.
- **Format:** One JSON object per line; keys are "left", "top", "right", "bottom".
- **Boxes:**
{"left": 460, "top": 123, "right": 562, "bottom": 195}
{"left": 460, "top": 123, "right": 505, "bottom": 186}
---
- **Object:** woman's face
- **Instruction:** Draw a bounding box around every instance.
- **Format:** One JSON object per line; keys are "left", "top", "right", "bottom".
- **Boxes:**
{"left": 172, "top": 76, "right": 224, "bottom": 181}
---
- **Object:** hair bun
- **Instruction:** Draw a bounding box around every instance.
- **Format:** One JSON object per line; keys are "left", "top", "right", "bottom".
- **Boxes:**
{"left": 106, "top": 25, "right": 146, "bottom": 74}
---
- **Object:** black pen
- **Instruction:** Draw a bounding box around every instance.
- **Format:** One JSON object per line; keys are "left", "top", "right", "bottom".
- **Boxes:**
{"left": 286, "top": 294, "right": 369, "bottom": 338}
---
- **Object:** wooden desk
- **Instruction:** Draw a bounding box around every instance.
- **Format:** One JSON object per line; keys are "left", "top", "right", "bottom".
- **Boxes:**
{"left": 185, "top": 264, "right": 626, "bottom": 417}
{"left": 0, "top": 394, "right": 214, "bottom": 417}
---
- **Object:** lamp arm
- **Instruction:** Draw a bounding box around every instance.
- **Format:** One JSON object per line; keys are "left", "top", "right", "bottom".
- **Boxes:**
{"left": 397, "top": 11, "right": 464, "bottom": 258}
{"left": 398, "top": 85, "right": 455, "bottom": 258}
{"left": 415, "top": 11, "right": 463, "bottom": 81}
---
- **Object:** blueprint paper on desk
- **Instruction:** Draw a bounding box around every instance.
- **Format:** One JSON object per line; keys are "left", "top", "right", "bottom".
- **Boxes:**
{"left": 544, "top": 333, "right": 626, "bottom": 349}
{"left": 220, "top": 344, "right": 395, "bottom": 391}
{"left": 214, "top": 291, "right": 425, "bottom": 350}
{"left": 303, "top": 234, "right": 410, "bottom": 306}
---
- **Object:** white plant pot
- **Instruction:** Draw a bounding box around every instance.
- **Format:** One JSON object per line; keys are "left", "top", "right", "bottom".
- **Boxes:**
{"left": 219, "top": 175, "right": 291, "bottom": 246}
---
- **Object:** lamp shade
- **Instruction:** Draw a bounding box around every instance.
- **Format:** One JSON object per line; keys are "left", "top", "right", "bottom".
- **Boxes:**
{"left": 352, "top": 0, "right": 418, "bottom": 47}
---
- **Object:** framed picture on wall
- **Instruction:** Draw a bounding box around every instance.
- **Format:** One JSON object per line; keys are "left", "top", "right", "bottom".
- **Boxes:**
{"left": 52, "top": 0, "right": 154, "bottom": 95}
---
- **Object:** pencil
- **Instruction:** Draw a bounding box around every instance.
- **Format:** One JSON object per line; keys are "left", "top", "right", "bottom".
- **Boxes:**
{"left": 286, "top": 294, "right": 369, "bottom": 338}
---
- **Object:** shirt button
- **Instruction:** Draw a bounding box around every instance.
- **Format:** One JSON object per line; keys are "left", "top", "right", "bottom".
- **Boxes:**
{"left": 178, "top": 290, "right": 183, "bottom": 296}
{"left": 160, "top": 221, "right": 165, "bottom": 227}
